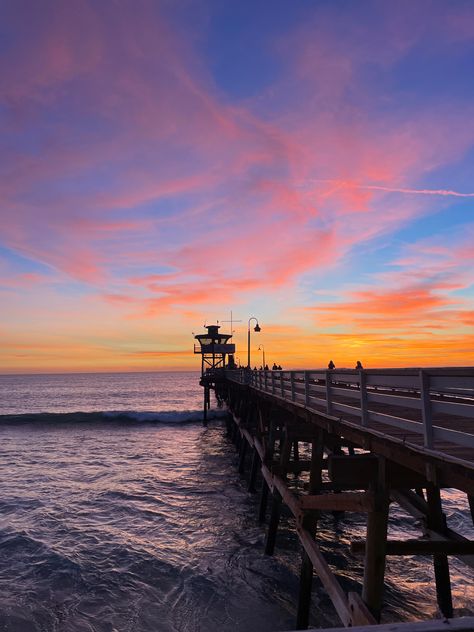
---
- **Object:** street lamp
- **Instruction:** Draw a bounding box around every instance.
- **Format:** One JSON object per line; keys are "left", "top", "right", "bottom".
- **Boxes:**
{"left": 258, "top": 344, "right": 265, "bottom": 369}
{"left": 247, "top": 317, "right": 261, "bottom": 368}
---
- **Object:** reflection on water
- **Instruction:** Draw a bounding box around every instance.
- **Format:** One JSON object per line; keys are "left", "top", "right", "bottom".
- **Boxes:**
{"left": 0, "top": 419, "right": 473, "bottom": 631}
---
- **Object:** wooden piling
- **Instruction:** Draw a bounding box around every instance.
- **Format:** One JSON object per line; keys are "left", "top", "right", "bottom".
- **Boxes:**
{"left": 259, "top": 479, "right": 269, "bottom": 523}
{"left": 238, "top": 438, "right": 247, "bottom": 473}
{"left": 296, "top": 430, "right": 325, "bottom": 629}
{"left": 296, "top": 551, "right": 314, "bottom": 630}
{"left": 264, "top": 490, "right": 282, "bottom": 555}
{"left": 426, "top": 485, "right": 453, "bottom": 618}
{"left": 362, "top": 458, "right": 389, "bottom": 621}
{"left": 248, "top": 446, "right": 259, "bottom": 492}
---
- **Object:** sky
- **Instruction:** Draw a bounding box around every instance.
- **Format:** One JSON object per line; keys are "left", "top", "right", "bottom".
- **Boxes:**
{"left": 0, "top": 0, "right": 473, "bottom": 373}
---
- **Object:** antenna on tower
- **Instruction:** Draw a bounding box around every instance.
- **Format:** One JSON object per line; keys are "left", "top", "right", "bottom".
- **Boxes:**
{"left": 220, "top": 310, "right": 242, "bottom": 341}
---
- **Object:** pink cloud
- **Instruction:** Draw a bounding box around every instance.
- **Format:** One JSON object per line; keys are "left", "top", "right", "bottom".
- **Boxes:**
{"left": 309, "top": 231, "right": 474, "bottom": 335}
{"left": 1, "top": 0, "right": 473, "bottom": 322}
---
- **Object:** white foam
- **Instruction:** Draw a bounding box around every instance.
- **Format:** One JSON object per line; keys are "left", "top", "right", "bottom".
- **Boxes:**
{"left": 100, "top": 408, "right": 228, "bottom": 423}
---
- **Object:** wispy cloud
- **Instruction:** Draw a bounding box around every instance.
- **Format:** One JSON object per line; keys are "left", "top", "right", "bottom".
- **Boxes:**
{"left": 310, "top": 179, "right": 474, "bottom": 198}
{"left": 357, "top": 184, "right": 474, "bottom": 198}
{"left": 1, "top": 1, "right": 473, "bottom": 369}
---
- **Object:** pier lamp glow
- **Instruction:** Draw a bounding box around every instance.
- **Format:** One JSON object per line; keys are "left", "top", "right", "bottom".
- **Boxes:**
{"left": 247, "top": 317, "right": 261, "bottom": 368}
{"left": 258, "top": 345, "right": 265, "bottom": 369}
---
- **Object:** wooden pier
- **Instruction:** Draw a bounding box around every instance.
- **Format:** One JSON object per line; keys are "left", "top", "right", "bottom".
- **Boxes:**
{"left": 213, "top": 367, "right": 474, "bottom": 630}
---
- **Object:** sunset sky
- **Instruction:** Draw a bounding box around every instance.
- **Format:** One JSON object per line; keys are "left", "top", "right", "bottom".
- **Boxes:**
{"left": 1, "top": 0, "right": 473, "bottom": 372}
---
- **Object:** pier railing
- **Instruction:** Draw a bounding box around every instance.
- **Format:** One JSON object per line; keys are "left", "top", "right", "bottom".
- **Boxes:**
{"left": 226, "top": 368, "right": 474, "bottom": 452}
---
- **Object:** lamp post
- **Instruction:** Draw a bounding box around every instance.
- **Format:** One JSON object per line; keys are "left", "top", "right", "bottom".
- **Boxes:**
{"left": 247, "top": 317, "right": 261, "bottom": 368}
{"left": 258, "top": 344, "right": 265, "bottom": 369}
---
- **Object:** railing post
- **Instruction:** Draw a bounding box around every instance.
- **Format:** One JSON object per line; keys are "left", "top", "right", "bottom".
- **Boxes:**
{"left": 420, "top": 369, "right": 434, "bottom": 448}
{"left": 304, "top": 372, "right": 310, "bottom": 407}
{"left": 291, "top": 371, "right": 295, "bottom": 401}
{"left": 326, "top": 370, "right": 332, "bottom": 415}
{"left": 264, "top": 370, "right": 268, "bottom": 392}
{"left": 360, "top": 370, "right": 369, "bottom": 426}
{"left": 280, "top": 372, "right": 284, "bottom": 397}
{"left": 271, "top": 371, "right": 275, "bottom": 395}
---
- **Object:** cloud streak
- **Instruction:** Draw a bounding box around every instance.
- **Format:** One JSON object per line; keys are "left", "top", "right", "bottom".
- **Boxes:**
{"left": 0, "top": 1, "right": 473, "bottom": 370}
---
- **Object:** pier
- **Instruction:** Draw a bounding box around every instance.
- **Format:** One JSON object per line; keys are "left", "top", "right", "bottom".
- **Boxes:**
{"left": 211, "top": 365, "right": 474, "bottom": 630}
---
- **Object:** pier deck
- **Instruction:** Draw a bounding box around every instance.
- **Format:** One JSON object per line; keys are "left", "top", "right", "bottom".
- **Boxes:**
{"left": 214, "top": 367, "right": 474, "bottom": 630}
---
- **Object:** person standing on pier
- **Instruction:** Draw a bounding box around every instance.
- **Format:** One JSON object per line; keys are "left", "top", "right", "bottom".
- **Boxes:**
{"left": 328, "top": 360, "right": 335, "bottom": 370}
{"left": 355, "top": 360, "right": 363, "bottom": 369}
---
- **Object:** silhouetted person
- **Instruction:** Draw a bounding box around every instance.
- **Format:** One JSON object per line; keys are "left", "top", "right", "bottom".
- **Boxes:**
{"left": 277, "top": 365, "right": 282, "bottom": 370}
{"left": 355, "top": 360, "right": 363, "bottom": 370}
{"left": 272, "top": 363, "right": 278, "bottom": 370}
{"left": 264, "top": 364, "right": 269, "bottom": 371}
{"left": 328, "top": 360, "right": 335, "bottom": 370}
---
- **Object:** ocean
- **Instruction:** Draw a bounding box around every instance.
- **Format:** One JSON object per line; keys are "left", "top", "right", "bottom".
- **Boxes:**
{"left": 0, "top": 371, "right": 472, "bottom": 631}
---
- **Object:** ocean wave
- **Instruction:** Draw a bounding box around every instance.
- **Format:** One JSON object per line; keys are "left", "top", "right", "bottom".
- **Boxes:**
{"left": 0, "top": 408, "right": 228, "bottom": 425}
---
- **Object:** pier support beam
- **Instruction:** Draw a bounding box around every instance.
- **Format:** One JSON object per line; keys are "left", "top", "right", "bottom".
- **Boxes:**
{"left": 468, "top": 495, "right": 474, "bottom": 526}
{"left": 265, "top": 491, "right": 282, "bottom": 555}
{"left": 426, "top": 485, "right": 453, "bottom": 618}
{"left": 362, "top": 458, "right": 389, "bottom": 621}
{"left": 259, "top": 479, "right": 269, "bottom": 523}
{"left": 296, "top": 430, "right": 325, "bottom": 629}
{"left": 238, "top": 438, "right": 247, "bottom": 473}
{"left": 248, "top": 446, "right": 259, "bottom": 493}
{"left": 203, "top": 386, "right": 209, "bottom": 424}
{"left": 296, "top": 549, "right": 314, "bottom": 630}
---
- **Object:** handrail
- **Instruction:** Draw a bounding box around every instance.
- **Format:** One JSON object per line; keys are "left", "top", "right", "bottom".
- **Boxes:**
{"left": 225, "top": 369, "right": 474, "bottom": 452}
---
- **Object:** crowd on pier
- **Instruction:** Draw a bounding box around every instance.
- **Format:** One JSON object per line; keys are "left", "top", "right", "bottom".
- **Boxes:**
{"left": 251, "top": 361, "right": 364, "bottom": 371}
{"left": 228, "top": 356, "right": 364, "bottom": 371}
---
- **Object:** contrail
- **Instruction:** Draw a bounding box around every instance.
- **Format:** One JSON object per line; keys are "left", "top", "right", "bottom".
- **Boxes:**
{"left": 309, "top": 179, "right": 474, "bottom": 198}
{"left": 360, "top": 184, "right": 474, "bottom": 198}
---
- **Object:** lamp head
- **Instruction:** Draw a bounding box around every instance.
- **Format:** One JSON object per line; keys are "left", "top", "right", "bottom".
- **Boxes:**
{"left": 254, "top": 323, "right": 261, "bottom": 332}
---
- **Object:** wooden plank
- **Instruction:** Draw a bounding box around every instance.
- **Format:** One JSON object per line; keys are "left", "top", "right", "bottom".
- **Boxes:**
{"left": 330, "top": 385, "right": 361, "bottom": 400}
{"left": 347, "top": 592, "right": 377, "bottom": 627}
{"left": 368, "top": 391, "right": 421, "bottom": 409}
{"left": 328, "top": 455, "right": 428, "bottom": 489}
{"left": 241, "top": 427, "right": 254, "bottom": 447}
{"left": 360, "top": 370, "right": 369, "bottom": 427}
{"left": 420, "top": 370, "right": 434, "bottom": 448}
{"left": 366, "top": 374, "right": 418, "bottom": 388}
{"left": 430, "top": 375, "right": 474, "bottom": 390}
{"left": 431, "top": 400, "right": 474, "bottom": 419}
{"left": 290, "top": 616, "right": 474, "bottom": 632}
{"left": 351, "top": 539, "right": 474, "bottom": 555}
{"left": 367, "top": 411, "right": 424, "bottom": 435}
{"left": 296, "top": 524, "right": 352, "bottom": 627}
{"left": 261, "top": 464, "right": 304, "bottom": 523}
{"left": 425, "top": 529, "right": 474, "bottom": 570}
{"left": 433, "top": 425, "right": 474, "bottom": 448}
{"left": 254, "top": 437, "right": 265, "bottom": 461}
{"left": 332, "top": 401, "right": 363, "bottom": 417}
{"left": 391, "top": 490, "right": 428, "bottom": 521}
{"left": 299, "top": 492, "right": 375, "bottom": 512}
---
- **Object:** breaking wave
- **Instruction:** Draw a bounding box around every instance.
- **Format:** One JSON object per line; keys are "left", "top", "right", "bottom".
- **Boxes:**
{"left": 0, "top": 408, "right": 228, "bottom": 425}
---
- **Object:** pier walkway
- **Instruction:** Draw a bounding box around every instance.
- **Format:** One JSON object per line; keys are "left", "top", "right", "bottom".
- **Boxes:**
{"left": 214, "top": 367, "right": 474, "bottom": 630}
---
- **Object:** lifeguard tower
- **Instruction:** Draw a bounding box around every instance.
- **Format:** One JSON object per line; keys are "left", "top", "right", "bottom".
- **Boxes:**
{"left": 194, "top": 324, "right": 235, "bottom": 421}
